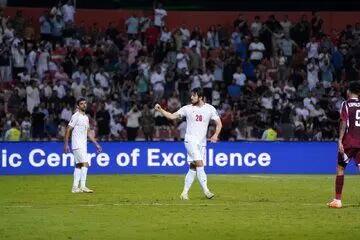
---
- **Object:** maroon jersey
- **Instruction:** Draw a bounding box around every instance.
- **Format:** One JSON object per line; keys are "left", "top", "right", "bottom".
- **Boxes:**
{"left": 340, "top": 98, "right": 360, "bottom": 149}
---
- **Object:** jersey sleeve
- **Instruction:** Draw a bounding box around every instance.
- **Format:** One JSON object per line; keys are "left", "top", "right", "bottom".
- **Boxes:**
{"left": 210, "top": 106, "right": 220, "bottom": 121}
{"left": 175, "top": 106, "right": 187, "bottom": 118}
{"left": 68, "top": 113, "right": 78, "bottom": 128}
{"left": 339, "top": 101, "right": 348, "bottom": 122}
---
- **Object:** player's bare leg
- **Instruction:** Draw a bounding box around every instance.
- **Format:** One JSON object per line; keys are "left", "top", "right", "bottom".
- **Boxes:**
{"left": 71, "top": 163, "right": 82, "bottom": 193}
{"left": 195, "top": 160, "right": 214, "bottom": 199}
{"left": 327, "top": 165, "right": 344, "bottom": 208}
{"left": 80, "top": 162, "right": 93, "bottom": 193}
{"left": 180, "top": 162, "right": 197, "bottom": 200}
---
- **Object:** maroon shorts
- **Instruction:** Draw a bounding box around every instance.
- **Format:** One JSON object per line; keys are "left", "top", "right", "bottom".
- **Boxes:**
{"left": 338, "top": 148, "right": 360, "bottom": 168}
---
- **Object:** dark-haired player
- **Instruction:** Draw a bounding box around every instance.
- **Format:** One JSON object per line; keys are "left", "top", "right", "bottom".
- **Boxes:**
{"left": 154, "top": 88, "right": 222, "bottom": 200}
{"left": 64, "top": 98, "right": 102, "bottom": 193}
{"left": 327, "top": 82, "right": 360, "bottom": 208}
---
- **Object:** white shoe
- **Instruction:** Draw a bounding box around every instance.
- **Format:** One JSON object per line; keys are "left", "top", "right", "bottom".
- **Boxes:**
{"left": 205, "top": 191, "right": 215, "bottom": 199}
{"left": 71, "top": 187, "right": 81, "bottom": 193}
{"left": 80, "top": 187, "right": 94, "bottom": 193}
{"left": 327, "top": 199, "right": 342, "bottom": 208}
{"left": 180, "top": 192, "right": 189, "bottom": 200}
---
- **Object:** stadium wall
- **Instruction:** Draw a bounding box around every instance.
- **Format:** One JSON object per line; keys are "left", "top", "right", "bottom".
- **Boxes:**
{"left": 4, "top": 7, "right": 360, "bottom": 34}
{"left": 0, "top": 141, "right": 355, "bottom": 175}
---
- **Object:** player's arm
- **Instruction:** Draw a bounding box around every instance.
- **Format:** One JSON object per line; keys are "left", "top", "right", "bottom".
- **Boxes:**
{"left": 64, "top": 126, "right": 73, "bottom": 153}
{"left": 154, "top": 104, "right": 181, "bottom": 120}
{"left": 338, "top": 120, "right": 346, "bottom": 154}
{"left": 338, "top": 102, "right": 348, "bottom": 154}
{"left": 87, "top": 129, "right": 102, "bottom": 153}
{"left": 210, "top": 118, "right": 222, "bottom": 143}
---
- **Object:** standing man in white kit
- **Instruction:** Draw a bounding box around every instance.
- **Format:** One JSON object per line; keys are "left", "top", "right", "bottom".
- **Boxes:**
{"left": 64, "top": 98, "right": 102, "bottom": 193}
{"left": 155, "top": 88, "right": 222, "bottom": 200}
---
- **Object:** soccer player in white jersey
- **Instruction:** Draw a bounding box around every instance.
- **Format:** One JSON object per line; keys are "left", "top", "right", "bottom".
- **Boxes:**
{"left": 64, "top": 98, "right": 102, "bottom": 193}
{"left": 154, "top": 88, "right": 222, "bottom": 200}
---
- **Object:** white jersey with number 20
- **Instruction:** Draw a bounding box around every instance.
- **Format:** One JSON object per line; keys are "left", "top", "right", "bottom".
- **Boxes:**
{"left": 175, "top": 103, "right": 220, "bottom": 146}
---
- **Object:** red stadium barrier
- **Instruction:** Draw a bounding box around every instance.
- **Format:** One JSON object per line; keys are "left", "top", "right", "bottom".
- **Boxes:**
{"left": 3, "top": 7, "right": 360, "bottom": 33}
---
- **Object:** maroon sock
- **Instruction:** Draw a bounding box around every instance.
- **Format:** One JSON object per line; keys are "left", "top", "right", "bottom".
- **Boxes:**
{"left": 335, "top": 175, "right": 344, "bottom": 200}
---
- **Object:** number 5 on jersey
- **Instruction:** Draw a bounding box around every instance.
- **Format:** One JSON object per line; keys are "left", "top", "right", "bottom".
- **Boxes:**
{"left": 356, "top": 110, "right": 360, "bottom": 127}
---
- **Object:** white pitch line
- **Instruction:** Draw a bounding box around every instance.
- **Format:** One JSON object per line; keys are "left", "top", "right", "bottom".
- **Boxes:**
{"left": 2, "top": 205, "right": 33, "bottom": 208}
{"left": 112, "top": 203, "right": 228, "bottom": 206}
{"left": 245, "top": 175, "right": 334, "bottom": 179}
{"left": 2, "top": 202, "right": 337, "bottom": 208}
{"left": 2, "top": 203, "right": 227, "bottom": 208}
{"left": 246, "top": 175, "right": 283, "bottom": 179}
{"left": 78, "top": 204, "right": 104, "bottom": 207}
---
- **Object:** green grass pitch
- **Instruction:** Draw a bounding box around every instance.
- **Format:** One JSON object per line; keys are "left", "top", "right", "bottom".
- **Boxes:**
{"left": 1, "top": 174, "right": 360, "bottom": 240}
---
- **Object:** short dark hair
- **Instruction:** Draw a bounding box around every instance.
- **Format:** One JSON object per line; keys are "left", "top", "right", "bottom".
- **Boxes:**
{"left": 349, "top": 81, "right": 360, "bottom": 95}
{"left": 77, "top": 98, "right": 86, "bottom": 106}
{"left": 11, "top": 121, "right": 17, "bottom": 128}
{"left": 191, "top": 88, "right": 204, "bottom": 98}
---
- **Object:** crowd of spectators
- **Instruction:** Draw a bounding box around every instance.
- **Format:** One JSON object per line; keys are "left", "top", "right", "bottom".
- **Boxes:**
{"left": 0, "top": 0, "right": 360, "bottom": 141}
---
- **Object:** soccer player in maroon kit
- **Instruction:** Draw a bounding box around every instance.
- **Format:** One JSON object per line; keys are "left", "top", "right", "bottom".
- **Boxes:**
{"left": 328, "top": 82, "right": 360, "bottom": 208}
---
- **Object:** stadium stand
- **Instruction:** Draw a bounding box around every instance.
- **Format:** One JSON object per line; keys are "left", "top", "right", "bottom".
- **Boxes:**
{"left": 0, "top": 1, "right": 359, "bottom": 141}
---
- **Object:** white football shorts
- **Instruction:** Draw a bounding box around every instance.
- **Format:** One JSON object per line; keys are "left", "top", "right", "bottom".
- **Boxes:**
{"left": 73, "top": 148, "right": 89, "bottom": 164}
{"left": 184, "top": 141, "right": 206, "bottom": 163}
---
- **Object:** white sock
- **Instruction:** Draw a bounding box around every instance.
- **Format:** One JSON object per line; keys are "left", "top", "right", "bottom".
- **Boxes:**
{"left": 196, "top": 167, "right": 209, "bottom": 193}
{"left": 183, "top": 169, "right": 196, "bottom": 193}
{"left": 73, "top": 168, "right": 81, "bottom": 188}
{"left": 80, "top": 167, "right": 88, "bottom": 188}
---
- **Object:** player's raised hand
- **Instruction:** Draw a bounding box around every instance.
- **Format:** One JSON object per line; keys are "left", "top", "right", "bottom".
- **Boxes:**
{"left": 209, "top": 134, "right": 218, "bottom": 143}
{"left": 64, "top": 144, "right": 70, "bottom": 153}
{"left": 154, "top": 103, "right": 162, "bottom": 111}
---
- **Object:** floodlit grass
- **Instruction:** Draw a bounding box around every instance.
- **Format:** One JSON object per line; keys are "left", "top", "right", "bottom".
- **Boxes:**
{"left": 1, "top": 174, "right": 360, "bottom": 239}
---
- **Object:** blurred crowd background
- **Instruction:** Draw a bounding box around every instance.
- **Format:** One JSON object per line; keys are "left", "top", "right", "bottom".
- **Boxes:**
{"left": 0, "top": 0, "right": 359, "bottom": 141}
